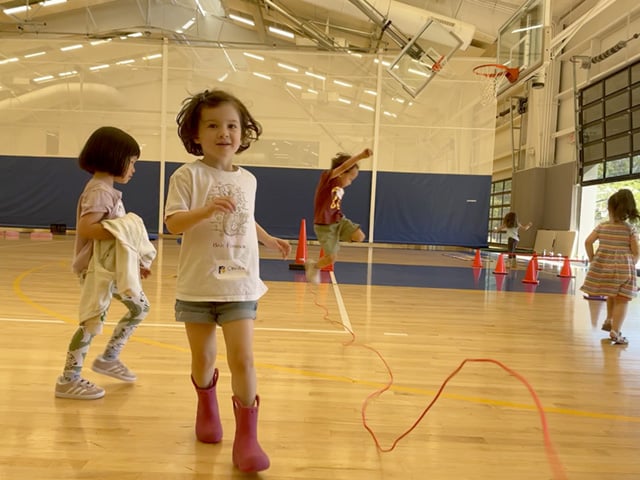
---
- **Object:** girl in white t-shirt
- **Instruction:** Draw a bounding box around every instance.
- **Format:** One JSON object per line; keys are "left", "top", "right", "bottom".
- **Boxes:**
{"left": 165, "top": 90, "right": 290, "bottom": 473}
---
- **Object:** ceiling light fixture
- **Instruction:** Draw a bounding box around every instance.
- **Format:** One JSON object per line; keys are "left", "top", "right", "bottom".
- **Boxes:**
{"left": 243, "top": 52, "right": 264, "bottom": 61}
{"left": 268, "top": 26, "right": 294, "bottom": 39}
{"left": 90, "top": 39, "right": 112, "bottom": 46}
{"left": 305, "top": 71, "right": 325, "bottom": 80}
{"left": 229, "top": 13, "right": 255, "bottom": 27}
{"left": 181, "top": 18, "right": 195, "bottom": 30}
{"left": 277, "top": 62, "right": 298, "bottom": 72}
{"left": 33, "top": 75, "right": 54, "bottom": 83}
{"left": 3, "top": 5, "right": 30, "bottom": 15}
{"left": 60, "top": 44, "right": 83, "bottom": 51}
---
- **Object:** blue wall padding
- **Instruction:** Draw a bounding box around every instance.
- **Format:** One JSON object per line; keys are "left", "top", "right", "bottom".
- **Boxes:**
{"left": 1, "top": 156, "right": 490, "bottom": 246}
{"left": 0, "top": 156, "right": 160, "bottom": 232}
{"left": 0, "top": 156, "right": 87, "bottom": 229}
{"left": 373, "top": 172, "right": 491, "bottom": 247}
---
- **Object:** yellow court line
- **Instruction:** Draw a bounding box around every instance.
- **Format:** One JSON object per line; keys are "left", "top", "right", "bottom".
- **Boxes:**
{"left": 12, "top": 263, "right": 640, "bottom": 424}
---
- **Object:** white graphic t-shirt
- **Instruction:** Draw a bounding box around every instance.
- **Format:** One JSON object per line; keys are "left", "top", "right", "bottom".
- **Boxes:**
{"left": 164, "top": 160, "right": 267, "bottom": 302}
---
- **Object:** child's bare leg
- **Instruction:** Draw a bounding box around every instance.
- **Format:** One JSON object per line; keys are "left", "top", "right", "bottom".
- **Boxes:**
{"left": 317, "top": 252, "right": 336, "bottom": 270}
{"left": 222, "top": 319, "right": 257, "bottom": 406}
{"left": 601, "top": 297, "right": 614, "bottom": 331}
{"left": 611, "top": 296, "right": 629, "bottom": 334}
{"left": 351, "top": 228, "right": 365, "bottom": 242}
{"left": 185, "top": 323, "right": 218, "bottom": 387}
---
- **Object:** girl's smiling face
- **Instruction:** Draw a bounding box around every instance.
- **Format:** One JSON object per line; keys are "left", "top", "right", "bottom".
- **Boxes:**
{"left": 194, "top": 102, "right": 242, "bottom": 170}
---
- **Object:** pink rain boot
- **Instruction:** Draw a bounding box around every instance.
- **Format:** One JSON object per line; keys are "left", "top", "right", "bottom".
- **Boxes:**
{"left": 191, "top": 369, "right": 222, "bottom": 443}
{"left": 232, "top": 395, "right": 270, "bottom": 472}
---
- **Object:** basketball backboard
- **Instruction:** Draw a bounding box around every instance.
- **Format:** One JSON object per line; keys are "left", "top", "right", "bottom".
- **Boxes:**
{"left": 496, "top": 0, "right": 550, "bottom": 93}
{"left": 387, "top": 18, "right": 463, "bottom": 98}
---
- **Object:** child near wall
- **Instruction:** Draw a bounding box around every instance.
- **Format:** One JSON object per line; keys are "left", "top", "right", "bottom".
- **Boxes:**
{"left": 495, "top": 211, "right": 532, "bottom": 261}
{"left": 581, "top": 188, "right": 640, "bottom": 344}
{"left": 305, "top": 148, "right": 372, "bottom": 283}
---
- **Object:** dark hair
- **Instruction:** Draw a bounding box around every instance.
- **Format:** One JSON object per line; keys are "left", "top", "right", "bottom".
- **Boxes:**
{"left": 331, "top": 152, "right": 359, "bottom": 171}
{"left": 608, "top": 188, "right": 640, "bottom": 222}
{"left": 176, "top": 89, "right": 262, "bottom": 155}
{"left": 503, "top": 211, "right": 518, "bottom": 228}
{"left": 79, "top": 126, "right": 140, "bottom": 176}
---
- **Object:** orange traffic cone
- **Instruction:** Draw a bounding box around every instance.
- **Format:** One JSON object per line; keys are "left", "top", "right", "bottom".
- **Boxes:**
{"left": 558, "top": 256, "right": 574, "bottom": 278}
{"left": 533, "top": 252, "right": 540, "bottom": 270}
{"left": 289, "top": 219, "right": 307, "bottom": 270}
{"left": 493, "top": 253, "right": 507, "bottom": 275}
{"left": 318, "top": 248, "right": 334, "bottom": 272}
{"left": 472, "top": 249, "right": 482, "bottom": 268}
{"left": 522, "top": 257, "right": 539, "bottom": 284}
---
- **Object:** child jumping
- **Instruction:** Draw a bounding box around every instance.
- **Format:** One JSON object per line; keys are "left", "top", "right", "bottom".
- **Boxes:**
{"left": 581, "top": 188, "right": 640, "bottom": 345}
{"left": 164, "top": 89, "right": 290, "bottom": 473}
{"left": 55, "top": 126, "right": 154, "bottom": 400}
{"left": 305, "top": 148, "right": 372, "bottom": 283}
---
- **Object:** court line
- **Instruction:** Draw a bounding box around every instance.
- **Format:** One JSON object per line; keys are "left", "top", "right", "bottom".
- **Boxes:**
{"left": 0, "top": 317, "right": 346, "bottom": 335}
{"left": 329, "top": 270, "right": 353, "bottom": 332}
{"left": 0, "top": 317, "right": 65, "bottom": 324}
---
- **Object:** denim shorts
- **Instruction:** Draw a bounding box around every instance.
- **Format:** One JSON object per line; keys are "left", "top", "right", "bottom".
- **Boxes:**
{"left": 175, "top": 300, "right": 258, "bottom": 325}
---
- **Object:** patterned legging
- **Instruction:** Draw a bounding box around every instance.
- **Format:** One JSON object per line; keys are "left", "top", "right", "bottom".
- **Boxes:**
{"left": 62, "top": 285, "right": 149, "bottom": 380}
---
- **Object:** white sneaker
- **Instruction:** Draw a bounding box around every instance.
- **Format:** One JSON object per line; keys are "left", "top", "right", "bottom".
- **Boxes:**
{"left": 304, "top": 261, "right": 320, "bottom": 284}
{"left": 92, "top": 355, "right": 137, "bottom": 382}
{"left": 55, "top": 376, "right": 105, "bottom": 400}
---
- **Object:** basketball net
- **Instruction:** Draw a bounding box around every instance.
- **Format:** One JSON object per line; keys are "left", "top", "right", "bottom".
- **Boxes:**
{"left": 473, "top": 64, "right": 519, "bottom": 106}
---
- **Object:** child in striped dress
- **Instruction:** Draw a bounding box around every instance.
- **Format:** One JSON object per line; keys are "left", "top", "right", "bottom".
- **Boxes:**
{"left": 581, "top": 189, "right": 640, "bottom": 344}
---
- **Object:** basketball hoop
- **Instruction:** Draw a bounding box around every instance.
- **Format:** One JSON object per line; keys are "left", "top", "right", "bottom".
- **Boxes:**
{"left": 473, "top": 63, "right": 520, "bottom": 105}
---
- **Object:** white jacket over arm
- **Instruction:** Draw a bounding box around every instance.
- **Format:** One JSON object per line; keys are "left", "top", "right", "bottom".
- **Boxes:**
{"left": 78, "top": 213, "right": 156, "bottom": 323}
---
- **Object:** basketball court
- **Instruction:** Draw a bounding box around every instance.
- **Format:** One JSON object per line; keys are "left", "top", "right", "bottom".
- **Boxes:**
{"left": 2, "top": 0, "right": 640, "bottom": 479}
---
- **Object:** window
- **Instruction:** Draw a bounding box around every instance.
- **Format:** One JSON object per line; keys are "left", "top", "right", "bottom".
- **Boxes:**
{"left": 488, "top": 179, "right": 511, "bottom": 246}
{"left": 579, "top": 60, "right": 640, "bottom": 186}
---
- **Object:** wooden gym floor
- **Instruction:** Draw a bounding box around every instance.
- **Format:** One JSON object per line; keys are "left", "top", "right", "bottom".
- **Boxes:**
{"left": 1, "top": 235, "right": 639, "bottom": 479}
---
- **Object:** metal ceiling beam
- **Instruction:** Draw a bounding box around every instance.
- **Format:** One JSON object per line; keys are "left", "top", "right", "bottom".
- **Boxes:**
{"left": 261, "top": 0, "right": 344, "bottom": 50}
